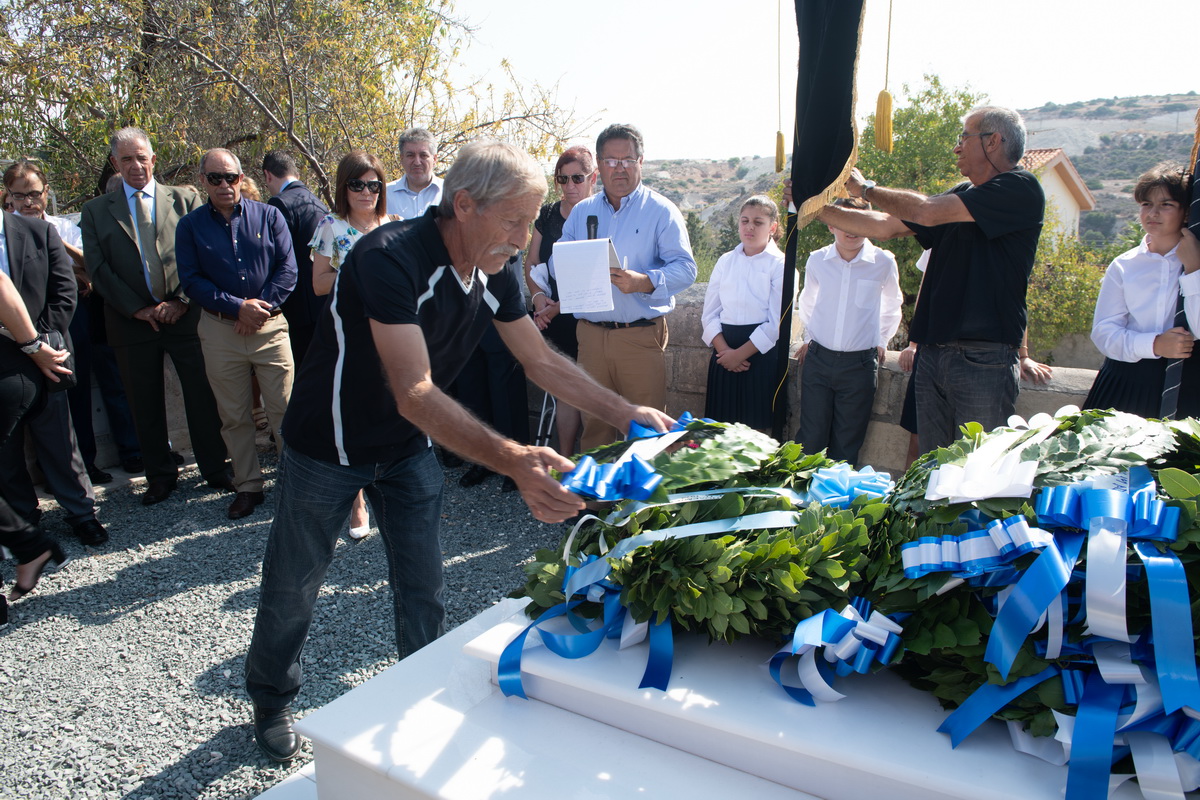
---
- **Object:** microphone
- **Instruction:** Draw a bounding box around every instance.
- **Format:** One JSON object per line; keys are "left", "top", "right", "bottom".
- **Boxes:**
{"left": 586, "top": 215, "right": 598, "bottom": 240}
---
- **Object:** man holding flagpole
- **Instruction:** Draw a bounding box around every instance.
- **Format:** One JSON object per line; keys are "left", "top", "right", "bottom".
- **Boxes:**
{"left": 816, "top": 105, "right": 1044, "bottom": 453}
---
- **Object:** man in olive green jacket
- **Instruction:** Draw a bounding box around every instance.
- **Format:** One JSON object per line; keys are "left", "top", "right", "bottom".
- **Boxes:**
{"left": 82, "top": 127, "right": 231, "bottom": 506}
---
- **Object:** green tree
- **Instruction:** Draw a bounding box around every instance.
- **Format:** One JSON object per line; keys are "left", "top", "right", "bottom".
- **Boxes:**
{"left": 0, "top": 0, "right": 578, "bottom": 208}
{"left": 686, "top": 211, "right": 717, "bottom": 281}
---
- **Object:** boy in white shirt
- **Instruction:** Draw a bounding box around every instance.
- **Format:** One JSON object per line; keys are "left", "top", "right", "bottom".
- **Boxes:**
{"left": 795, "top": 197, "right": 902, "bottom": 464}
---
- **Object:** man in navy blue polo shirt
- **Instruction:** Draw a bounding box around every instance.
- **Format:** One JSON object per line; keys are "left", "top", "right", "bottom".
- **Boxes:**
{"left": 177, "top": 148, "right": 297, "bottom": 520}
{"left": 244, "top": 140, "right": 674, "bottom": 763}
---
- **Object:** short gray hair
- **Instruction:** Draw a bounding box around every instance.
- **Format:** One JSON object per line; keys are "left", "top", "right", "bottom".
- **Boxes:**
{"left": 198, "top": 148, "right": 242, "bottom": 175}
{"left": 110, "top": 127, "right": 153, "bottom": 158}
{"left": 965, "top": 106, "right": 1026, "bottom": 165}
{"left": 438, "top": 140, "right": 546, "bottom": 218}
{"left": 398, "top": 127, "right": 436, "bottom": 154}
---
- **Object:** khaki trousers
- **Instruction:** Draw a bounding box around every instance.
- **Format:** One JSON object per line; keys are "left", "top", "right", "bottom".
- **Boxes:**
{"left": 576, "top": 317, "right": 668, "bottom": 452}
{"left": 198, "top": 312, "right": 294, "bottom": 492}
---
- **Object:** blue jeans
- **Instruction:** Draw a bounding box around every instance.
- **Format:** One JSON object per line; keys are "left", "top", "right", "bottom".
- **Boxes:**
{"left": 914, "top": 342, "right": 1019, "bottom": 453}
{"left": 244, "top": 444, "right": 445, "bottom": 709}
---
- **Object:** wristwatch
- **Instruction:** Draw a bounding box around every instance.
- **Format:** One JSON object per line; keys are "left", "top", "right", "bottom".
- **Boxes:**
{"left": 18, "top": 337, "right": 43, "bottom": 355}
{"left": 860, "top": 179, "right": 877, "bottom": 199}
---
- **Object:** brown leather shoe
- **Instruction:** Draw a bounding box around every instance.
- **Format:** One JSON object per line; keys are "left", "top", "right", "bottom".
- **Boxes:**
{"left": 227, "top": 491, "right": 265, "bottom": 520}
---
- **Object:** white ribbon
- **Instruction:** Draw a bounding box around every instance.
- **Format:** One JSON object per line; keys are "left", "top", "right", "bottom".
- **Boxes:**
{"left": 1084, "top": 515, "right": 1134, "bottom": 643}
{"left": 1006, "top": 720, "right": 1068, "bottom": 765}
{"left": 1093, "top": 641, "right": 1146, "bottom": 685}
{"left": 924, "top": 406, "right": 1077, "bottom": 504}
{"left": 1126, "top": 732, "right": 1188, "bottom": 800}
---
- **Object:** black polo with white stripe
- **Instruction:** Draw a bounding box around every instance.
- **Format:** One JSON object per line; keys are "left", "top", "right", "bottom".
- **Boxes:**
{"left": 282, "top": 207, "right": 526, "bottom": 466}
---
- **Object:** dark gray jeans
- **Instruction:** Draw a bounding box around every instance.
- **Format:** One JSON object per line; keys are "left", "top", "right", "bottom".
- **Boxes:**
{"left": 914, "top": 341, "right": 1019, "bottom": 453}
{"left": 797, "top": 341, "right": 878, "bottom": 465}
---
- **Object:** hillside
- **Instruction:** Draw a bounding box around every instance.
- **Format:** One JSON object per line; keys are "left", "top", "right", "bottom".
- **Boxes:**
{"left": 638, "top": 93, "right": 1199, "bottom": 249}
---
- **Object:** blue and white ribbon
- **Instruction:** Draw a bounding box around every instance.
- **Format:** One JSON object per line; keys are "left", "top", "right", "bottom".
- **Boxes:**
{"left": 770, "top": 599, "right": 903, "bottom": 706}
{"left": 560, "top": 412, "right": 708, "bottom": 502}
{"left": 900, "top": 515, "right": 1056, "bottom": 580}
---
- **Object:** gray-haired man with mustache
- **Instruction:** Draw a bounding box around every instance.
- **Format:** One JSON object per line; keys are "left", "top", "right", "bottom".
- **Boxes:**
{"left": 244, "top": 140, "right": 674, "bottom": 763}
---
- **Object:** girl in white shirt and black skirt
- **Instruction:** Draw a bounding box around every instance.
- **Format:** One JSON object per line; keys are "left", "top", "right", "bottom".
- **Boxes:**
{"left": 700, "top": 196, "right": 785, "bottom": 430}
{"left": 1085, "top": 163, "right": 1200, "bottom": 418}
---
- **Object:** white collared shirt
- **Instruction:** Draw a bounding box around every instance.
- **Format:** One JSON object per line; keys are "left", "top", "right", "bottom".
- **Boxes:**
{"left": 796, "top": 239, "right": 902, "bottom": 351}
{"left": 43, "top": 213, "right": 83, "bottom": 250}
{"left": 1091, "top": 236, "right": 1200, "bottom": 363}
{"left": 701, "top": 240, "right": 788, "bottom": 353}
{"left": 385, "top": 175, "right": 443, "bottom": 221}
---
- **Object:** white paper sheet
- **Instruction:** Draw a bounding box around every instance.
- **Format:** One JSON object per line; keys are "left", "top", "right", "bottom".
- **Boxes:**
{"left": 552, "top": 238, "right": 619, "bottom": 313}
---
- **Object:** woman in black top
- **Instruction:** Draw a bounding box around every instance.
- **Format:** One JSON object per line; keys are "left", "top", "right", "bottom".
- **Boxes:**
{"left": 524, "top": 146, "right": 596, "bottom": 455}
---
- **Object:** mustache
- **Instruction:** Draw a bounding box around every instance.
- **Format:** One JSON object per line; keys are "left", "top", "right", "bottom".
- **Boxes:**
{"left": 491, "top": 246, "right": 519, "bottom": 258}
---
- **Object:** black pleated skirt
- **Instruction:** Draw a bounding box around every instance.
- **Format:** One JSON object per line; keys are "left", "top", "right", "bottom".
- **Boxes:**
{"left": 1084, "top": 350, "right": 1200, "bottom": 419}
{"left": 704, "top": 323, "right": 777, "bottom": 429}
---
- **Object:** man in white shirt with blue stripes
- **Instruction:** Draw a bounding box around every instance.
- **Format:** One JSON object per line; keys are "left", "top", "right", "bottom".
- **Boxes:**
{"left": 552, "top": 123, "right": 696, "bottom": 450}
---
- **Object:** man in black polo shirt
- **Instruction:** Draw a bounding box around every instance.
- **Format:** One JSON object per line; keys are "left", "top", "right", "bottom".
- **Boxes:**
{"left": 244, "top": 140, "right": 674, "bottom": 763}
{"left": 816, "top": 105, "right": 1045, "bottom": 452}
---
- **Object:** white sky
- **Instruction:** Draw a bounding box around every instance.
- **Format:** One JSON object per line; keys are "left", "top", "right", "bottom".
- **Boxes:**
{"left": 453, "top": 0, "right": 1200, "bottom": 160}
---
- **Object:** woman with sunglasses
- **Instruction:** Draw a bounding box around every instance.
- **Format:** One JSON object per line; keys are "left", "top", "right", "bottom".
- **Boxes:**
{"left": 309, "top": 150, "right": 395, "bottom": 539}
{"left": 525, "top": 145, "right": 597, "bottom": 455}
{"left": 311, "top": 150, "right": 395, "bottom": 297}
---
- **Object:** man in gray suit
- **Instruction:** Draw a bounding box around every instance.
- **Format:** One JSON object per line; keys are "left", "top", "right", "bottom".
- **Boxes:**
{"left": 82, "top": 127, "right": 231, "bottom": 506}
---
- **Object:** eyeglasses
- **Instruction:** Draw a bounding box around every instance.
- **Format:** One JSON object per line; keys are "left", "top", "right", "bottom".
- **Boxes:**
{"left": 956, "top": 131, "right": 994, "bottom": 146}
{"left": 346, "top": 178, "right": 383, "bottom": 194}
{"left": 555, "top": 174, "right": 589, "bottom": 185}
{"left": 600, "top": 158, "right": 639, "bottom": 170}
{"left": 204, "top": 172, "right": 241, "bottom": 186}
{"left": 8, "top": 188, "right": 44, "bottom": 201}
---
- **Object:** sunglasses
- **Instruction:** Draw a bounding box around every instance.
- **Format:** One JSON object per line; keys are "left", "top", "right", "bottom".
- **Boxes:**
{"left": 554, "top": 174, "right": 589, "bottom": 185}
{"left": 204, "top": 172, "right": 241, "bottom": 186}
{"left": 346, "top": 178, "right": 383, "bottom": 194}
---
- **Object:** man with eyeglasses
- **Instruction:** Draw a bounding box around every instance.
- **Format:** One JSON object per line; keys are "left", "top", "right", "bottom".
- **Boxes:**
{"left": 261, "top": 151, "right": 328, "bottom": 363}
{"left": 83, "top": 127, "right": 231, "bottom": 509}
{"left": 177, "top": 148, "right": 297, "bottom": 520}
{"left": 386, "top": 127, "right": 443, "bottom": 220}
{"left": 816, "top": 105, "right": 1045, "bottom": 452}
{"left": 551, "top": 123, "right": 696, "bottom": 451}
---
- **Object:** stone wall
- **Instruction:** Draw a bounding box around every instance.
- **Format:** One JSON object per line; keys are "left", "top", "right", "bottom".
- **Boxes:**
{"left": 664, "top": 284, "right": 1096, "bottom": 479}
{"left": 93, "top": 284, "right": 1097, "bottom": 477}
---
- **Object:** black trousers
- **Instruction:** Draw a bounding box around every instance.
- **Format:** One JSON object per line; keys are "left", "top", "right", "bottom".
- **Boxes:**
{"left": 0, "top": 356, "right": 57, "bottom": 562}
{"left": 797, "top": 341, "right": 878, "bottom": 466}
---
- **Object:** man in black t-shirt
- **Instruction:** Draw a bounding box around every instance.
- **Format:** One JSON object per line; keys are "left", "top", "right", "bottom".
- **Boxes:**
{"left": 816, "top": 105, "right": 1045, "bottom": 452}
{"left": 244, "top": 140, "right": 674, "bottom": 763}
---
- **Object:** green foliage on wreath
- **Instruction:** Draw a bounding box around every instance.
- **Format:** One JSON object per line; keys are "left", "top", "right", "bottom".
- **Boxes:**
{"left": 877, "top": 410, "right": 1200, "bottom": 733}
{"left": 610, "top": 498, "right": 885, "bottom": 643}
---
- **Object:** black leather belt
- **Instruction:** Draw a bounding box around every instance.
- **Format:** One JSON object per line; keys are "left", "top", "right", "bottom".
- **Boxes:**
{"left": 939, "top": 339, "right": 1013, "bottom": 351}
{"left": 586, "top": 318, "right": 656, "bottom": 330}
{"left": 204, "top": 307, "right": 282, "bottom": 322}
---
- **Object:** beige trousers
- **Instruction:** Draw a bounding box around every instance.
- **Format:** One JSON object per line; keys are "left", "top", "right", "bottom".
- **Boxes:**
{"left": 197, "top": 312, "right": 294, "bottom": 492}
{"left": 575, "top": 317, "right": 668, "bottom": 452}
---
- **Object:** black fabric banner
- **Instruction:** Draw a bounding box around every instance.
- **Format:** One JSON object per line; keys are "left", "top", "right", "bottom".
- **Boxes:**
{"left": 772, "top": 0, "right": 865, "bottom": 439}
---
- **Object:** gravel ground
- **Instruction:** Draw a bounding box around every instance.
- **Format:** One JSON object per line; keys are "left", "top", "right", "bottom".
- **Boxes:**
{"left": 0, "top": 451, "right": 559, "bottom": 800}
